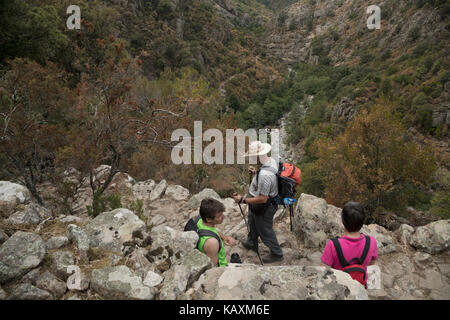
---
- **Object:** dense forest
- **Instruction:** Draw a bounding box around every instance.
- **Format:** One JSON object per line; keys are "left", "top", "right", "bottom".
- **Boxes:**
{"left": 0, "top": 0, "right": 449, "bottom": 222}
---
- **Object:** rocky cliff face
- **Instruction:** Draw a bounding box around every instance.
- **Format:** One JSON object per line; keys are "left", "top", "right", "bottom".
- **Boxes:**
{"left": 0, "top": 167, "right": 449, "bottom": 300}
{"left": 263, "top": 0, "right": 448, "bottom": 67}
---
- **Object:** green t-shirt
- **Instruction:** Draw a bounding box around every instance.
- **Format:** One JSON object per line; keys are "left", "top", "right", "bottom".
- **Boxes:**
{"left": 197, "top": 218, "right": 228, "bottom": 267}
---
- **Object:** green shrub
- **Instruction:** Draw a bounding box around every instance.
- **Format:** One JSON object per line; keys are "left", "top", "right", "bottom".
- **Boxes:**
{"left": 87, "top": 190, "right": 122, "bottom": 217}
{"left": 128, "top": 199, "right": 145, "bottom": 223}
{"left": 431, "top": 191, "right": 450, "bottom": 219}
{"left": 408, "top": 26, "right": 421, "bottom": 42}
{"left": 296, "top": 161, "right": 325, "bottom": 198}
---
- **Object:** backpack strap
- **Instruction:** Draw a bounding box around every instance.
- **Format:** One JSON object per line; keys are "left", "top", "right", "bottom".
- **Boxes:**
{"left": 256, "top": 164, "right": 279, "bottom": 204}
{"left": 193, "top": 215, "right": 201, "bottom": 224}
{"left": 331, "top": 237, "right": 349, "bottom": 268}
{"left": 197, "top": 229, "right": 222, "bottom": 252}
{"left": 358, "top": 235, "right": 371, "bottom": 265}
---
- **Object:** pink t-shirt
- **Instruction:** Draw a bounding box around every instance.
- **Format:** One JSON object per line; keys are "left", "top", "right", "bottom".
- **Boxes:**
{"left": 321, "top": 234, "right": 378, "bottom": 271}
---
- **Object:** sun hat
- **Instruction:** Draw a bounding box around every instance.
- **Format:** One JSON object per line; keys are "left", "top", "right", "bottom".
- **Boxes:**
{"left": 244, "top": 140, "right": 272, "bottom": 157}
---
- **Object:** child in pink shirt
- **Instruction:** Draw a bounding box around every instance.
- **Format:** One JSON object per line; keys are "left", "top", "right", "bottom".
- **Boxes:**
{"left": 321, "top": 201, "right": 378, "bottom": 274}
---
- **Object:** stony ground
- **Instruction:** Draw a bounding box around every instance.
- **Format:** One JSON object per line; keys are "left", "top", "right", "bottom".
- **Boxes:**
{"left": 0, "top": 168, "right": 448, "bottom": 300}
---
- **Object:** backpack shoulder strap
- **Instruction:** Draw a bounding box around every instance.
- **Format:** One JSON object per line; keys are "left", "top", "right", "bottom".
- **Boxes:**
{"left": 331, "top": 237, "right": 349, "bottom": 268}
{"left": 358, "top": 235, "right": 371, "bottom": 265}
{"left": 193, "top": 215, "right": 201, "bottom": 224}
{"left": 198, "top": 229, "right": 222, "bottom": 252}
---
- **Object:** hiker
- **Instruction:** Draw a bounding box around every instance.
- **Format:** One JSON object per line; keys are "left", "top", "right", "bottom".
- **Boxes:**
{"left": 196, "top": 198, "right": 236, "bottom": 267}
{"left": 320, "top": 201, "right": 378, "bottom": 287}
{"left": 233, "top": 140, "right": 284, "bottom": 263}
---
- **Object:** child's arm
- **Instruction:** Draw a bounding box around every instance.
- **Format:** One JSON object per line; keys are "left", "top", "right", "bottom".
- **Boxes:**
{"left": 218, "top": 232, "right": 236, "bottom": 246}
{"left": 320, "top": 240, "right": 334, "bottom": 267}
{"left": 203, "top": 238, "right": 220, "bottom": 266}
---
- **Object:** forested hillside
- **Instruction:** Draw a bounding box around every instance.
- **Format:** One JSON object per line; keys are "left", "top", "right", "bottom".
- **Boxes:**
{"left": 0, "top": 0, "right": 285, "bottom": 210}
{"left": 233, "top": 0, "right": 450, "bottom": 221}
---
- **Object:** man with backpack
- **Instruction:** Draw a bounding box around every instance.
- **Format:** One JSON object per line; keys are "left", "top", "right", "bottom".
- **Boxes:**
{"left": 233, "top": 140, "right": 284, "bottom": 263}
{"left": 320, "top": 201, "right": 378, "bottom": 288}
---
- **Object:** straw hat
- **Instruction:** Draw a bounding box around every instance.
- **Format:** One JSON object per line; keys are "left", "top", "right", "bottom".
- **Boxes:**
{"left": 245, "top": 140, "right": 272, "bottom": 157}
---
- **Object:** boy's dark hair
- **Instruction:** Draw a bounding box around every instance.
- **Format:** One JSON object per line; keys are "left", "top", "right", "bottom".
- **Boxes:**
{"left": 341, "top": 201, "right": 365, "bottom": 232}
{"left": 199, "top": 198, "right": 225, "bottom": 222}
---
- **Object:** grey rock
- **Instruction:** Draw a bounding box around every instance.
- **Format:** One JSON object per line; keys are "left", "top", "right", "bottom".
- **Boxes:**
{"left": 125, "top": 248, "right": 154, "bottom": 278}
{"left": 93, "top": 165, "right": 111, "bottom": 183}
{"left": 51, "top": 251, "right": 74, "bottom": 281}
{"left": 5, "top": 203, "right": 47, "bottom": 226}
{"left": 35, "top": 271, "right": 67, "bottom": 299}
{"left": 149, "top": 180, "right": 167, "bottom": 201}
{"left": 21, "top": 268, "right": 41, "bottom": 285}
{"left": 0, "top": 285, "right": 6, "bottom": 299}
{"left": 396, "top": 224, "right": 415, "bottom": 245}
{"left": 306, "top": 251, "right": 323, "bottom": 265}
{"left": 150, "top": 225, "right": 178, "bottom": 249}
{"left": 413, "top": 252, "right": 432, "bottom": 266}
{"left": 91, "top": 265, "right": 156, "bottom": 300}
{"left": 187, "top": 188, "right": 221, "bottom": 210}
{"left": 173, "top": 231, "right": 199, "bottom": 258}
{"left": 159, "top": 265, "right": 191, "bottom": 300}
{"left": 66, "top": 266, "right": 90, "bottom": 291}
{"left": 0, "top": 228, "right": 7, "bottom": 244}
{"left": 361, "top": 224, "right": 396, "bottom": 255}
{"left": 58, "top": 215, "right": 84, "bottom": 224}
{"left": 192, "top": 265, "right": 368, "bottom": 300}
{"left": 418, "top": 269, "right": 446, "bottom": 292}
{"left": 221, "top": 198, "right": 240, "bottom": 215}
{"left": 84, "top": 208, "right": 146, "bottom": 254}
{"left": 0, "top": 231, "right": 47, "bottom": 284}
{"left": 143, "top": 271, "right": 164, "bottom": 288}
{"left": 132, "top": 180, "right": 156, "bottom": 200}
{"left": 293, "top": 194, "right": 344, "bottom": 248}
{"left": 0, "top": 181, "right": 31, "bottom": 218}
{"left": 165, "top": 184, "right": 190, "bottom": 201}
{"left": 46, "top": 236, "right": 69, "bottom": 250}
{"left": 149, "top": 214, "right": 166, "bottom": 227}
{"left": 409, "top": 220, "right": 450, "bottom": 254}
{"left": 179, "top": 249, "right": 213, "bottom": 287}
{"left": 8, "top": 283, "right": 52, "bottom": 300}
{"left": 66, "top": 224, "right": 90, "bottom": 262}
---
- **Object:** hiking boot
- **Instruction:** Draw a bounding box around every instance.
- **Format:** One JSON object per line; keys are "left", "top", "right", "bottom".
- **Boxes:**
{"left": 262, "top": 253, "right": 284, "bottom": 264}
{"left": 241, "top": 239, "right": 258, "bottom": 252}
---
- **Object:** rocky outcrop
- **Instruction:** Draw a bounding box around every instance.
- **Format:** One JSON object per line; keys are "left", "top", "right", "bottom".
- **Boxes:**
{"left": 84, "top": 208, "right": 146, "bottom": 254}
{"left": 91, "top": 265, "right": 157, "bottom": 300}
{"left": 0, "top": 170, "right": 448, "bottom": 300}
{"left": 0, "top": 231, "right": 47, "bottom": 283}
{"left": 0, "top": 181, "right": 31, "bottom": 218}
{"left": 409, "top": 220, "right": 450, "bottom": 254}
{"left": 150, "top": 180, "right": 168, "bottom": 202}
{"left": 192, "top": 264, "right": 368, "bottom": 300}
{"left": 292, "top": 193, "right": 344, "bottom": 248}
{"left": 51, "top": 250, "right": 74, "bottom": 281}
{"left": 35, "top": 271, "right": 67, "bottom": 299}
{"left": 7, "top": 283, "right": 52, "bottom": 300}
{"left": 187, "top": 188, "right": 221, "bottom": 209}
{"left": 5, "top": 202, "right": 50, "bottom": 226}
{"left": 165, "top": 184, "right": 190, "bottom": 201}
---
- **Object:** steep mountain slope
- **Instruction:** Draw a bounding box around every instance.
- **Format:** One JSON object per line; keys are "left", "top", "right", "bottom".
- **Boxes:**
{"left": 234, "top": 0, "right": 450, "bottom": 219}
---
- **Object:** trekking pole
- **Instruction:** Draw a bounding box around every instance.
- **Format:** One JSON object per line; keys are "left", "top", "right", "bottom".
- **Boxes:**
{"left": 289, "top": 205, "right": 294, "bottom": 232}
{"left": 237, "top": 202, "right": 250, "bottom": 234}
{"left": 283, "top": 198, "right": 297, "bottom": 232}
{"left": 237, "top": 201, "right": 264, "bottom": 266}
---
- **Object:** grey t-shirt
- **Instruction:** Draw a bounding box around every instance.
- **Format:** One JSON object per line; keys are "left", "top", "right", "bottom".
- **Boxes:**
{"left": 248, "top": 157, "right": 279, "bottom": 198}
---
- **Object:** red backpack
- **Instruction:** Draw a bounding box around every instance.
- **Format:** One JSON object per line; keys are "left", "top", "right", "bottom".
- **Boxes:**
{"left": 331, "top": 235, "right": 371, "bottom": 289}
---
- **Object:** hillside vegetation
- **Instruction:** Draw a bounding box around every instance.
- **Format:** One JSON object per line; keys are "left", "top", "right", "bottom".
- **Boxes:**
{"left": 0, "top": 0, "right": 448, "bottom": 222}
